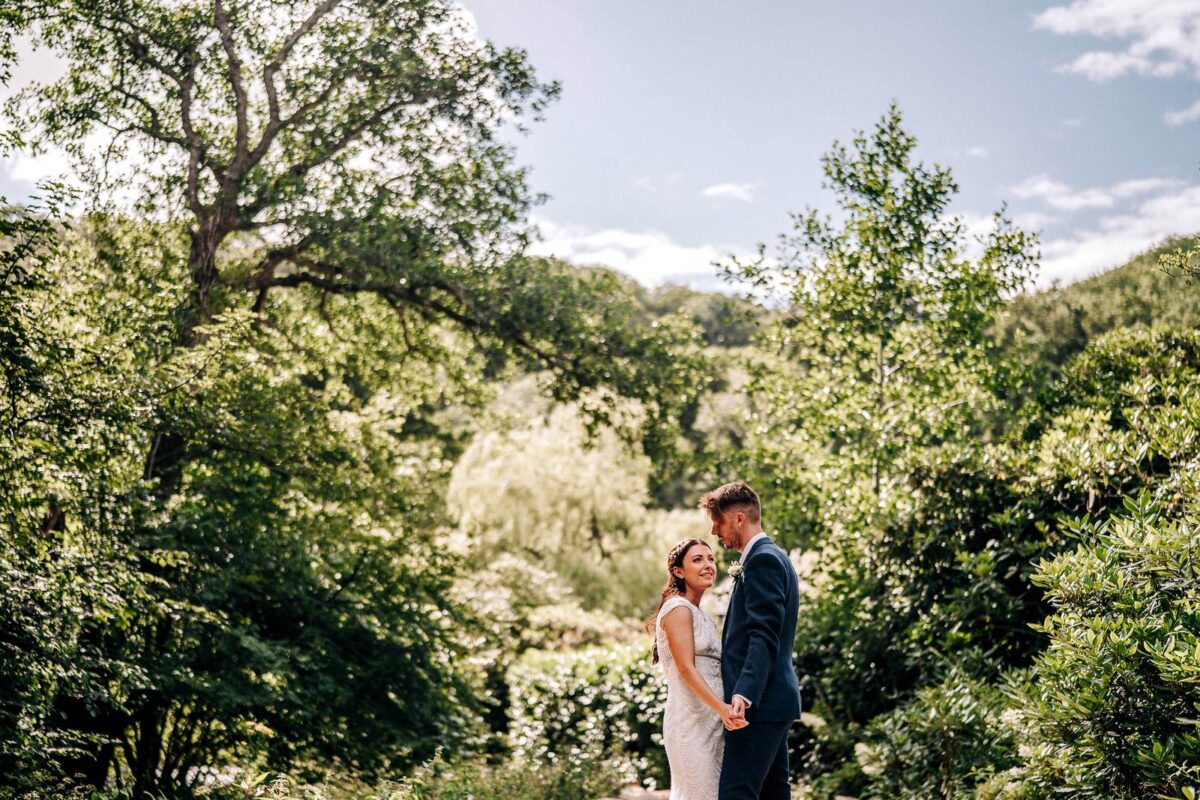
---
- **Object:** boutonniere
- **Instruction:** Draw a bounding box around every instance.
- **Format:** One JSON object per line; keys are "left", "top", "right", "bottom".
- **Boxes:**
{"left": 728, "top": 560, "right": 744, "bottom": 582}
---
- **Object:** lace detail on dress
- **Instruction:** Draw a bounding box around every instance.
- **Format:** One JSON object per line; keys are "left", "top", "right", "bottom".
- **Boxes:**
{"left": 656, "top": 596, "right": 724, "bottom": 800}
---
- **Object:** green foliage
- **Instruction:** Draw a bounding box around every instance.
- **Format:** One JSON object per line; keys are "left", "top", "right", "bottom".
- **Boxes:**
{"left": 0, "top": 193, "right": 162, "bottom": 792}
{"left": 795, "top": 445, "right": 1046, "bottom": 724}
{"left": 797, "top": 326, "right": 1200, "bottom": 797}
{"left": 722, "top": 104, "right": 1036, "bottom": 531}
{"left": 993, "top": 492, "right": 1200, "bottom": 799}
{"left": 508, "top": 644, "right": 667, "bottom": 789}
{"left": 0, "top": 211, "right": 484, "bottom": 790}
{"left": 996, "top": 235, "right": 1200, "bottom": 383}
{"left": 855, "top": 670, "right": 1016, "bottom": 800}
{"left": 228, "top": 751, "right": 624, "bottom": 800}
{"left": 0, "top": 1, "right": 708, "bottom": 793}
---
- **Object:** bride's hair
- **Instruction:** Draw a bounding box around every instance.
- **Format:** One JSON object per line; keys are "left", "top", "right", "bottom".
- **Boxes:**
{"left": 646, "top": 537, "right": 711, "bottom": 664}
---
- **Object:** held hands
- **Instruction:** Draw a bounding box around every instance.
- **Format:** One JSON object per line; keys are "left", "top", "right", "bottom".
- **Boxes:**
{"left": 720, "top": 702, "right": 748, "bottom": 731}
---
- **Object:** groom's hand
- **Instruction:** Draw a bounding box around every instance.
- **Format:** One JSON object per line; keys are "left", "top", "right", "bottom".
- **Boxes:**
{"left": 731, "top": 695, "right": 749, "bottom": 719}
{"left": 720, "top": 703, "right": 748, "bottom": 731}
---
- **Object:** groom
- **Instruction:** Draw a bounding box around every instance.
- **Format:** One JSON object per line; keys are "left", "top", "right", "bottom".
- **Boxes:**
{"left": 702, "top": 481, "right": 802, "bottom": 800}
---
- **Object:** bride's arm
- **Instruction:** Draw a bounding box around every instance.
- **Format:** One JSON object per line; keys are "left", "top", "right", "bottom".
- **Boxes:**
{"left": 661, "top": 607, "right": 735, "bottom": 720}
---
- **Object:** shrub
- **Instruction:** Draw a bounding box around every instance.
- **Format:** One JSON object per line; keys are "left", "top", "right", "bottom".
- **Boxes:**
{"left": 855, "top": 669, "right": 1016, "bottom": 799}
{"left": 508, "top": 643, "right": 668, "bottom": 788}
{"left": 994, "top": 492, "right": 1200, "bottom": 799}
{"left": 233, "top": 752, "right": 624, "bottom": 800}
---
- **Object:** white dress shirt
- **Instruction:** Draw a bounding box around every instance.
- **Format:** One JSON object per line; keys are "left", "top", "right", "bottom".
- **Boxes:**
{"left": 741, "top": 531, "right": 769, "bottom": 561}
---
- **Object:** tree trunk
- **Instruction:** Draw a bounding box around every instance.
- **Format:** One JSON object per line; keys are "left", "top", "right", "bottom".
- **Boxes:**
{"left": 52, "top": 697, "right": 123, "bottom": 789}
{"left": 131, "top": 700, "right": 167, "bottom": 799}
{"left": 181, "top": 216, "right": 225, "bottom": 347}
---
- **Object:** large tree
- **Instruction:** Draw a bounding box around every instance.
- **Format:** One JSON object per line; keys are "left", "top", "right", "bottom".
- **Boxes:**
{"left": 722, "top": 104, "right": 1036, "bottom": 532}
{"left": 8, "top": 0, "right": 695, "bottom": 476}
{"left": 0, "top": 0, "right": 703, "bottom": 792}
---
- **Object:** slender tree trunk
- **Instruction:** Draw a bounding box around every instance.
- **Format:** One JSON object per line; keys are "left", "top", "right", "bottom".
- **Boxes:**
{"left": 181, "top": 215, "right": 226, "bottom": 347}
{"left": 131, "top": 701, "right": 167, "bottom": 798}
{"left": 873, "top": 336, "right": 886, "bottom": 501}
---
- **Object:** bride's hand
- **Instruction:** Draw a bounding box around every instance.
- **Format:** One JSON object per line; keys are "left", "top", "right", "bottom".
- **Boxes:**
{"left": 720, "top": 703, "right": 748, "bottom": 731}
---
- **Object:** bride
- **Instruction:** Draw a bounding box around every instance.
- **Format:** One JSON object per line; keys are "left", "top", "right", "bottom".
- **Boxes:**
{"left": 651, "top": 538, "right": 747, "bottom": 800}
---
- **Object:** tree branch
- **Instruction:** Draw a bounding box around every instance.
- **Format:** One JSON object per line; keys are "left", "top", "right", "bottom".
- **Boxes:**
{"left": 264, "top": 268, "right": 565, "bottom": 368}
{"left": 213, "top": 0, "right": 249, "bottom": 165}
{"left": 171, "top": 61, "right": 205, "bottom": 216}
{"left": 262, "top": 0, "right": 341, "bottom": 126}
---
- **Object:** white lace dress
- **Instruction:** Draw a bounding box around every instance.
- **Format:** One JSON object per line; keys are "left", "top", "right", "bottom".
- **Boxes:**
{"left": 655, "top": 595, "right": 725, "bottom": 800}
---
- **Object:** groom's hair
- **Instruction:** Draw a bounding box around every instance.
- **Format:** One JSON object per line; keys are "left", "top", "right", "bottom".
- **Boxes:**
{"left": 699, "top": 481, "right": 760, "bottom": 522}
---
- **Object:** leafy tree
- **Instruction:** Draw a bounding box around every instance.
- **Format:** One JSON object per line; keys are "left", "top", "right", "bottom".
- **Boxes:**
{"left": 448, "top": 390, "right": 709, "bottom": 618}
{"left": 721, "top": 104, "right": 1036, "bottom": 530}
{"left": 8, "top": 0, "right": 700, "bottom": 459}
{"left": 0, "top": 0, "right": 704, "bottom": 793}
{"left": 0, "top": 210, "right": 482, "bottom": 791}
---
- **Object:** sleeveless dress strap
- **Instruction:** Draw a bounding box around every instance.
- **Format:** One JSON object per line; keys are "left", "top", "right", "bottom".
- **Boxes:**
{"left": 657, "top": 596, "right": 695, "bottom": 629}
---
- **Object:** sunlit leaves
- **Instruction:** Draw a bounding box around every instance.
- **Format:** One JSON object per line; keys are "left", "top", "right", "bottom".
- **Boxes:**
{"left": 999, "top": 495, "right": 1200, "bottom": 799}
{"left": 721, "top": 104, "right": 1036, "bottom": 529}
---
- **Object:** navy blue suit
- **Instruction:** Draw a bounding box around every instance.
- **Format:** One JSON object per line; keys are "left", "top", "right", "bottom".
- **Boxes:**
{"left": 719, "top": 536, "right": 801, "bottom": 800}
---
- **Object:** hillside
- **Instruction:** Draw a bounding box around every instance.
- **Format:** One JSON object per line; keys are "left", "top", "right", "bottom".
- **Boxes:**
{"left": 994, "top": 235, "right": 1200, "bottom": 376}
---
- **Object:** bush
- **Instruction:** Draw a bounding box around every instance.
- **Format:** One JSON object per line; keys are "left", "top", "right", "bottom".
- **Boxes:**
{"left": 390, "top": 753, "right": 624, "bottom": 800}
{"left": 792, "top": 327, "right": 1200, "bottom": 797}
{"left": 855, "top": 669, "right": 1016, "bottom": 799}
{"left": 233, "top": 752, "right": 624, "bottom": 800}
{"left": 994, "top": 492, "right": 1200, "bottom": 799}
{"left": 508, "top": 644, "right": 667, "bottom": 788}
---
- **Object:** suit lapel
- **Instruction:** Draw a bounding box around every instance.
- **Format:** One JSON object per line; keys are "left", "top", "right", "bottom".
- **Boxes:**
{"left": 723, "top": 535, "right": 774, "bottom": 648}
{"left": 723, "top": 579, "right": 737, "bottom": 648}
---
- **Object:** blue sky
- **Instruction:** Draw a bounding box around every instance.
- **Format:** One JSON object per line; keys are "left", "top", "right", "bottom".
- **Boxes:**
{"left": 461, "top": 0, "right": 1200, "bottom": 289}
{"left": 3, "top": 1, "right": 1199, "bottom": 291}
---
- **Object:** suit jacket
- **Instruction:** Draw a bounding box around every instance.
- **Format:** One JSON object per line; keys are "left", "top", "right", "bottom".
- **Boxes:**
{"left": 721, "top": 535, "right": 802, "bottom": 722}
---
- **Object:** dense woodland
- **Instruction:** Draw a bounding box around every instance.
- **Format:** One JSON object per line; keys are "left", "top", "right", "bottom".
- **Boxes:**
{"left": 2, "top": 1, "right": 1199, "bottom": 799}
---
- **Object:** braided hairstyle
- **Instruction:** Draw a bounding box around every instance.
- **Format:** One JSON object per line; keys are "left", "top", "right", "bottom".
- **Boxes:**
{"left": 647, "top": 537, "right": 711, "bottom": 664}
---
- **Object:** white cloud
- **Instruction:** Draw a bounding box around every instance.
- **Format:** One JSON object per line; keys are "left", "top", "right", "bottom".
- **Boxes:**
{"left": 6, "top": 148, "right": 71, "bottom": 185}
{"left": 700, "top": 182, "right": 757, "bottom": 203}
{"left": 1010, "top": 174, "right": 1110, "bottom": 209}
{"left": 1033, "top": 0, "right": 1200, "bottom": 82}
{"left": 965, "top": 146, "right": 990, "bottom": 158}
{"left": 1165, "top": 98, "right": 1200, "bottom": 125}
{"left": 1112, "top": 177, "right": 1183, "bottom": 197}
{"left": 1038, "top": 183, "right": 1200, "bottom": 285}
{"left": 1009, "top": 173, "right": 1181, "bottom": 211}
{"left": 528, "top": 217, "right": 742, "bottom": 288}
{"left": 633, "top": 176, "right": 659, "bottom": 193}
{"left": 1012, "top": 210, "right": 1061, "bottom": 231}
{"left": 1003, "top": 170, "right": 1199, "bottom": 285}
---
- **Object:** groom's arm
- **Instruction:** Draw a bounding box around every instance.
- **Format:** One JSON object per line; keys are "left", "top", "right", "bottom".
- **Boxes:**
{"left": 732, "top": 553, "right": 789, "bottom": 708}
